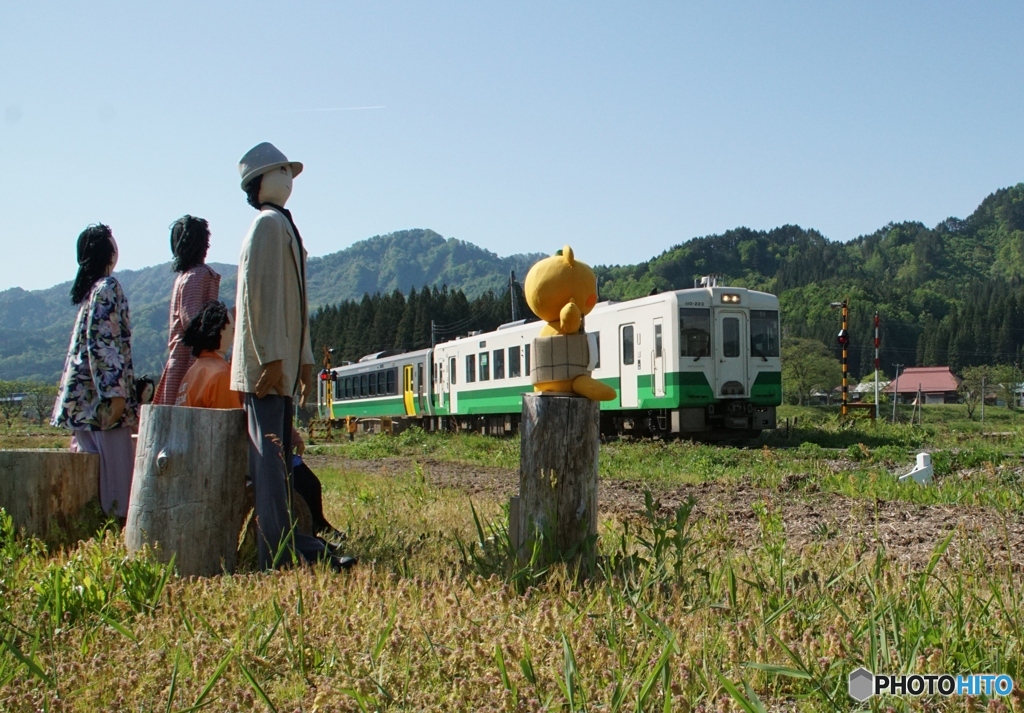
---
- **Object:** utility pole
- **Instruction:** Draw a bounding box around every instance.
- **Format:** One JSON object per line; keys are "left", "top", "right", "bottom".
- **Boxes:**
{"left": 509, "top": 271, "right": 520, "bottom": 322}
{"left": 892, "top": 363, "right": 903, "bottom": 422}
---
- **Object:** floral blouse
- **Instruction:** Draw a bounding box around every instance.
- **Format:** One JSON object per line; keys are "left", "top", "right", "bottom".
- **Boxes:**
{"left": 52, "top": 276, "right": 138, "bottom": 431}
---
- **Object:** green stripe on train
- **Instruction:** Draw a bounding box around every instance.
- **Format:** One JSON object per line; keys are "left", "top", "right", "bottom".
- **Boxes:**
{"left": 330, "top": 396, "right": 408, "bottom": 418}
{"left": 750, "top": 371, "right": 782, "bottom": 406}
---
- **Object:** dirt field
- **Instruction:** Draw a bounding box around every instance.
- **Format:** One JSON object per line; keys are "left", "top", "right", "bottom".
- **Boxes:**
{"left": 309, "top": 454, "right": 1024, "bottom": 572}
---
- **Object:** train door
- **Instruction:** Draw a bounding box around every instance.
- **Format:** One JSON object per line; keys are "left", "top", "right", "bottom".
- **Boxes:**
{"left": 403, "top": 365, "right": 416, "bottom": 415}
{"left": 436, "top": 359, "right": 445, "bottom": 409}
{"left": 448, "top": 356, "right": 458, "bottom": 413}
{"left": 715, "top": 311, "right": 748, "bottom": 397}
{"left": 652, "top": 318, "right": 665, "bottom": 397}
{"left": 417, "top": 363, "right": 426, "bottom": 414}
{"left": 619, "top": 323, "right": 638, "bottom": 408}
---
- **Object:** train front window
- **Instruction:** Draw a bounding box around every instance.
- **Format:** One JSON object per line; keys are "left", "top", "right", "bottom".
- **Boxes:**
{"left": 493, "top": 349, "right": 505, "bottom": 379}
{"left": 509, "top": 346, "right": 521, "bottom": 378}
{"left": 679, "top": 308, "right": 710, "bottom": 357}
{"left": 723, "top": 317, "right": 740, "bottom": 358}
{"left": 750, "top": 310, "right": 780, "bottom": 358}
{"left": 466, "top": 355, "right": 476, "bottom": 383}
{"left": 479, "top": 352, "right": 490, "bottom": 381}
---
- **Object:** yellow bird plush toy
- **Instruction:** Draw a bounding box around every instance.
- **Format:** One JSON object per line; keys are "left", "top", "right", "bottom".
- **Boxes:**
{"left": 524, "top": 245, "right": 616, "bottom": 401}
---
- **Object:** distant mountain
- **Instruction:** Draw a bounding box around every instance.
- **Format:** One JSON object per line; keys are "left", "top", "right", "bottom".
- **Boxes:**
{"left": 0, "top": 229, "right": 545, "bottom": 382}
{"left": 595, "top": 183, "right": 1024, "bottom": 376}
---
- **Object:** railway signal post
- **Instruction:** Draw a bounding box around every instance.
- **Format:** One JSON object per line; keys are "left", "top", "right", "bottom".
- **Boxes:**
{"left": 831, "top": 300, "right": 850, "bottom": 417}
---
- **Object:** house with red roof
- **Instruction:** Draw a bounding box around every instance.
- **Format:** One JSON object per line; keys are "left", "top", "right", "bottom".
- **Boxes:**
{"left": 883, "top": 366, "right": 960, "bottom": 404}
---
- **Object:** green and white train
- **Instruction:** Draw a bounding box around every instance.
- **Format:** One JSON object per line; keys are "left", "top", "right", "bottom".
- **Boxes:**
{"left": 316, "top": 279, "right": 782, "bottom": 437}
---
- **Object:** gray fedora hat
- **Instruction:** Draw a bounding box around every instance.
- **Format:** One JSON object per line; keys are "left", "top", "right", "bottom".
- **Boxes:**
{"left": 238, "top": 142, "right": 304, "bottom": 189}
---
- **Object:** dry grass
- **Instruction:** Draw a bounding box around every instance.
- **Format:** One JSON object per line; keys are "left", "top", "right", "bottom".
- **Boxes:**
{"left": 3, "top": 417, "right": 1024, "bottom": 711}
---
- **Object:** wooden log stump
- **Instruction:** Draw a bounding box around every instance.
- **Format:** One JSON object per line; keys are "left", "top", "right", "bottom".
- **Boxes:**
{"left": 0, "top": 450, "right": 99, "bottom": 542}
{"left": 126, "top": 405, "right": 248, "bottom": 577}
{"left": 515, "top": 393, "right": 599, "bottom": 570}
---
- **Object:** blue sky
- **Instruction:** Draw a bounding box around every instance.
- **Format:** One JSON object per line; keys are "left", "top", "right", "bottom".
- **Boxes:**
{"left": 1, "top": 1, "right": 1022, "bottom": 291}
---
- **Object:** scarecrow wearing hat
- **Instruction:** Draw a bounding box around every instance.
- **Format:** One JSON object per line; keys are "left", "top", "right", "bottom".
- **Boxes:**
{"left": 231, "top": 142, "right": 353, "bottom": 571}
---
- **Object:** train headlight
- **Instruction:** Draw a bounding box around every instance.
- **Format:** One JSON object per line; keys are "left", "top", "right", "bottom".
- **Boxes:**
{"left": 721, "top": 294, "right": 741, "bottom": 304}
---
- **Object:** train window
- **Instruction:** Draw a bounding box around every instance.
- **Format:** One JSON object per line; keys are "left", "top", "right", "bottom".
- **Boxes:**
{"left": 723, "top": 317, "right": 740, "bottom": 357}
{"left": 346, "top": 377, "right": 353, "bottom": 399}
{"left": 622, "top": 325, "right": 634, "bottom": 365}
{"left": 593, "top": 334, "right": 601, "bottom": 368}
{"left": 679, "top": 308, "right": 711, "bottom": 357}
{"left": 377, "top": 371, "right": 387, "bottom": 395}
{"left": 479, "top": 352, "right": 490, "bottom": 381}
{"left": 750, "top": 310, "right": 780, "bottom": 358}
{"left": 508, "top": 346, "right": 521, "bottom": 377}
{"left": 387, "top": 369, "right": 397, "bottom": 394}
{"left": 369, "top": 372, "right": 377, "bottom": 396}
{"left": 342, "top": 378, "right": 349, "bottom": 399}
{"left": 493, "top": 349, "right": 505, "bottom": 379}
{"left": 655, "top": 324, "right": 663, "bottom": 358}
{"left": 418, "top": 364, "right": 424, "bottom": 394}
{"left": 449, "top": 357, "right": 456, "bottom": 385}
{"left": 525, "top": 344, "right": 531, "bottom": 375}
{"left": 360, "top": 373, "right": 369, "bottom": 396}
{"left": 466, "top": 354, "right": 476, "bottom": 383}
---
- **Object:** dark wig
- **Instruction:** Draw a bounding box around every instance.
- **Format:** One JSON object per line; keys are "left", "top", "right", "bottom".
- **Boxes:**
{"left": 70, "top": 224, "right": 115, "bottom": 305}
{"left": 182, "top": 300, "right": 230, "bottom": 357}
{"left": 169, "top": 215, "right": 210, "bottom": 273}
{"left": 243, "top": 174, "right": 263, "bottom": 210}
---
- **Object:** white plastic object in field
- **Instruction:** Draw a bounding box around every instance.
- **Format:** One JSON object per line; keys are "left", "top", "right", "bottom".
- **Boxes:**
{"left": 899, "top": 452, "right": 933, "bottom": 485}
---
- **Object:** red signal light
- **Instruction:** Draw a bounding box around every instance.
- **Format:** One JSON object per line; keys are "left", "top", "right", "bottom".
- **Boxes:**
{"left": 837, "top": 329, "right": 849, "bottom": 346}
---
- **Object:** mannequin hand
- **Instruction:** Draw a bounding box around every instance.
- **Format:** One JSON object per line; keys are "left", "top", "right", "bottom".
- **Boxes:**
{"left": 292, "top": 426, "right": 306, "bottom": 456}
{"left": 255, "top": 360, "right": 286, "bottom": 399}
{"left": 299, "top": 364, "right": 313, "bottom": 408}
{"left": 101, "top": 397, "right": 126, "bottom": 429}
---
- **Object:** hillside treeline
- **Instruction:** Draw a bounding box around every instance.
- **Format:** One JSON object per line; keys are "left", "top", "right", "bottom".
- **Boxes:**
{"left": 309, "top": 285, "right": 534, "bottom": 366}
{"left": 596, "top": 184, "right": 1024, "bottom": 379}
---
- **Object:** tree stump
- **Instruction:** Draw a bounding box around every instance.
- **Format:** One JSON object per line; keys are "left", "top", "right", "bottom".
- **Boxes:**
{"left": 126, "top": 405, "right": 248, "bottom": 577}
{"left": 0, "top": 450, "right": 99, "bottom": 542}
{"left": 514, "top": 393, "right": 599, "bottom": 570}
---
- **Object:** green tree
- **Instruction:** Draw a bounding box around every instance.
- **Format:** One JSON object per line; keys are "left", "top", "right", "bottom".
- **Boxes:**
{"left": 0, "top": 381, "right": 25, "bottom": 427}
{"left": 24, "top": 382, "right": 57, "bottom": 424}
{"left": 958, "top": 365, "right": 990, "bottom": 419}
{"left": 991, "top": 363, "right": 1020, "bottom": 410}
{"left": 781, "top": 337, "right": 842, "bottom": 405}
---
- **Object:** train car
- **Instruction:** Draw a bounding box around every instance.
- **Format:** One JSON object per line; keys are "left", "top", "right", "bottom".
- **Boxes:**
{"left": 318, "top": 277, "right": 781, "bottom": 438}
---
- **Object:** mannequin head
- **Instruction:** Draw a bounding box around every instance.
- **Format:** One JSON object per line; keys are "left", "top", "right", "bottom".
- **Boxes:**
{"left": 183, "top": 301, "right": 234, "bottom": 357}
{"left": 169, "top": 215, "right": 210, "bottom": 272}
{"left": 71, "top": 224, "right": 117, "bottom": 305}
{"left": 238, "top": 142, "right": 302, "bottom": 209}
{"left": 259, "top": 164, "right": 293, "bottom": 207}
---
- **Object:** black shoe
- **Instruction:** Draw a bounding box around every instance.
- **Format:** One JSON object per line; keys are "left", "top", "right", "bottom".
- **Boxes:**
{"left": 329, "top": 554, "right": 357, "bottom": 571}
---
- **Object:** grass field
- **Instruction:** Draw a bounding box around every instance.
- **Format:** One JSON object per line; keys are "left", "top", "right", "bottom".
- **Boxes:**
{"left": 1, "top": 404, "right": 1023, "bottom": 711}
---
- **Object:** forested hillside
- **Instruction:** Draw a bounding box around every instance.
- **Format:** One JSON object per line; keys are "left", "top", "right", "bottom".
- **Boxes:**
{"left": 4, "top": 185, "right": 1023, "bottom": 384}
{"left": 593, "top": 183, "right": 1024, "bottom": 379}
{"left": 0, "top": 230, "right": 542, "bottom": 382}
{"left": 310, "top": 184, "right": 1024, "bottom": 382}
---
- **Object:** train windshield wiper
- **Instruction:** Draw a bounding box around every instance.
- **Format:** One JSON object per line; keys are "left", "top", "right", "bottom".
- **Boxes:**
{"left": 752, "top": 346, "right": 768, "bottom": 362}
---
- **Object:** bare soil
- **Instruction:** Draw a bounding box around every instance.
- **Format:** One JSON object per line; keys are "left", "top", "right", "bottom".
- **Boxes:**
{"left": 307, "top": 455, "right": 1024, "bottom": 572}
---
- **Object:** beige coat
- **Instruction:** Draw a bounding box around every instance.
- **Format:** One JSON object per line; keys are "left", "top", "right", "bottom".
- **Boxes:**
{"left": 230, "top": 208, "right": 314, "bottom": 395}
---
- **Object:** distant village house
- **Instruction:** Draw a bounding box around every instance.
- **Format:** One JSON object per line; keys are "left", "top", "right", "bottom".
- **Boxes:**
{"left": 883, "top": 366, "right": 960, "bottom": 404}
